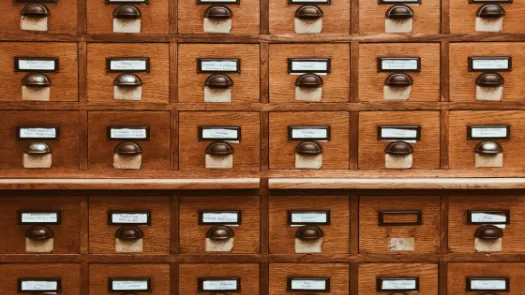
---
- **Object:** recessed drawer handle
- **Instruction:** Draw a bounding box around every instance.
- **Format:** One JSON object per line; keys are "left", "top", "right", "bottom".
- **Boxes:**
{"left": 295, "top": 225, "right": 324, "bottom": 240}
{"left": 296, "top": 141, "right": 323, "bottom": 155}
{"left": 206, "top": 141, "right": 234, "bottom": 156}
{"left": 295, "top": 73, "right": 323, "bottom": 88}
{"left": 385, "top": 73, "right": 413, "bottom": 87}
{"left": 386, "top": 5, "right": 414, "bottom": 19}
{"left": 114, "top": 74, "right": 143, "bottom": 87}
{"left": 475, "top": 225, "right": 503, "bottom": 240}
{"left": 115, "top": 142, "right": 143, "bottom": 155}
{"left": 22, "top": 73, "right": 52, "bottom": 87}
{"left": 113, "top": 5, "right": 141, "bottom": 19}
{"left": 20, "top": 4, "right": 49, "bottom": 17}
{"left": 206, "top": 225, "right": 234, "bottom": 240}
{"left": 475, "top": 141, "right": 502, "bottom": 155}
{"left": 25, "top": 225, "right": 54, "bottom": 240}
{"left": 24, "top": 142, "right": 52, "bottom": 155}
{"left": 295, "top": 5, "right": 324, "bottom": 20}
{"left": 384, "top": 141, "right": 413, "bottom": 155}
{"left": 205, "top": 74, "right": 234, "bottom": 88}
{"left": 477, "top": 4, "right": 505, "bottom": 18}
{"left": 476, "top": 73, "right": 504, "bottom": 87}
{"left": 115, "top": 225, "right": 144, "bottom": 240}
{"left": 204, "top": 5, "right": 233, "bottom": 19}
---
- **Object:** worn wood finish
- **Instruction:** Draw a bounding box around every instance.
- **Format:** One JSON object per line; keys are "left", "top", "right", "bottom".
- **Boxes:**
{"left": 0, "top": 263, "right": 81, "bottom": 294}
{"left": 89, "top": 264, "right": 170, "bottom": 295}
{"left": 269, "top": 263, "right": 350, "bottom": 294}
{"left": 448, "top": 263, "right": 525, "bottom": 294}
{"left": 450, "top": 2, "right": 525, "bottom": 34}
{"left": 358, "top": 263, "right": 439, "bottom": 294}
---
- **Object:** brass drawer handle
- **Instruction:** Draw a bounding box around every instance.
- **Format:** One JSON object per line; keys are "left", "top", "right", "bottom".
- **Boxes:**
{"left": 384, "top": 141, "right": 413, "bottom": 156}
{"left": 114, "top": 74, "right": 143, "bottom": 87}
{"left": 206, "top": 141, "right": 234, "bottom": 156}
{"left": 24, "top": 142, "right": 52, "bottom": 155}
{"left": 476, "top": 73, "right": 504, "bottom": 87}
{"left": 295, "top": 225, "right": 324, "bottom": 240}
{"left": 475, "top": 225, "right": 503, "bottom": 240}
{"left": 385, "top": 73, "right": 413, "bottom": 87}
{"left": 205, "top": 74, "right": 234, "bottom": 89}
{"left": 386, "top": 5, "right": 414, "bottom": 19}
{"left": 206, "top": 225, "right": 234, "bottom": 240}
{"left": 20, "top": 4, "right": 49, "bottom": 17}
{"left": 477, "top": 4, "right": 505, "bottom": 18}
{"left": 475, "top": 141, "right": 502, "bottom": 155}
{"left": 22, "top": 73, "right": 52, "bottom": 87}
{"left": 295, "top": 74, "right": 323, "bottom": 88}
{"left": 25, "top": 225, "right": 54, "bottom": 240}
{"left": 204, "top": 5, "right": 233, "bottom": 19}
{"left": 115, "top": 225, "right": 144, "bottom": 240}
{"left": 295, "top": 5, "right": 324, "bottom": 20}
{"left": 115, "top": 142, "right": 143, "bottom": 155}
{"left": 113, "top": 5, "right": 141, "bottom": 19}
{"left": 296, "top": 141, "right": 323, "bottom": 155}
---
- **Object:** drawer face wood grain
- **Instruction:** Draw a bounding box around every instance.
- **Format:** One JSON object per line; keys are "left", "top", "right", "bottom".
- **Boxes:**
{"left": 179, "top": 112, "right": 260, "bottom": 171}
{"left": 448, "top": 263, "right": 525, "bottom": 294}
{"left": 269, "top": 44, "right": 350, "bottom": 103}
{"left": 269, "top": 112, "right": 350, "bottom": 169}
{"left": 90, "top": 264, "right": 170, "bottom": 295}
{"left": 269, "top": 195, "right": 350, "bottom": 254}
{"left": 0, "top": 264, "right": 80, "bottom": 294}
{"left": 359, "top": 43, "right": 440, "bottom": 102}
{"left": 449, "top": 195, "right": 525, "bottom": 253}
{"left": 0, "top": 42, "right": 78, "bottom": 102}
{"left": 87, "top": 43, "right": 169, "bottom": 103}
{"left": 358, "top": 111, "right": 441, "bottom": 169}
{"left": 89, "top": 196, "right": 170, "bottom": 254}
{"left": 359, "top": 196, "right": 440, "bottom": 254}
{"left": 179, "top": 264, "right": 259, "bottom": 295}
{"left": 179, "top": 195, "right": 260, "bottom": 254}
{"left": 449, "top": 111, "right": 525, "bottom": 170}
{"left": 359, "top": 263, "right": 438, "bottom": 295}
{"left": 451, "top": 3, "right": 525, "bottom": 34}
{"left": 178, "top": 44, "right": 260, "bottom": 103}
{"left": 178, "top": 0, "right": 260, "bottom": 34}
{"left": 0, "top": 111, "right": 80, "bottom": 171}
{"left": 450, "top": 43, "right": 525, "bottom": 102}
{"left": 87, "top": 111, "right": 171, "bottom": 171}
{"left": 270, "top": 263, "right": 350, "bottom": 294}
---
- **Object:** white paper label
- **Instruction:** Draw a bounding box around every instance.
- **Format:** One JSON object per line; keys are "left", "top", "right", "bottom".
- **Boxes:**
{"left": 291, "top": 128, "right": 328, "bottom": 139}
{"left": 18, "top": 59, "right": 56, "bottom": 71}
{"left": 381, "top": 0, "right": 419, "bottom": 2}
{"left": 201, "top": 128, "right": 239, "bottom": 140}
{"left": 110, "top": 128, "right": 147, "bottom": 139}
{"left": 108, "top": 0, "right": 146, "bottom": 2}
{"left": 111, "top": 213, "right": 149, "bottom": 224}
{"left": 381, "top": 279, "right": 417, "bottom": 290}
{"left": 291, "top": 212, "right": 328, "bottom": 224}
{"left": 471, "top": 212, "right": 507, "bottom": 224}
{"left": 201, "top": 60, "right": 238, "bottom": 72}
{"left": 470, "top": 127, "right": 508, "bottom": 139}
{"left": 20, "top": 280, "right": 58, "bottom": 291}
{"left": 381, "top": 128, "right": 418, "bottom": 139}
{"left": 290, "top": 279, "right": 327, "bottom": 291}
{"left": 290, "top": 0, "right": 330, "bottom": 2}
{"left": 202, "top": 212, "right": 239, "bottom": 224}
{"left": 470, "top": 279, "right": 507, "bottom": 290}
{"left": 202, "top": 280, "right": 238, "bottom": 291}
{"left": 21, "top": 212, "right": 59, "bottom": 224}
{"left": 199, "top": 0, "right": 238, "bottom": 3}
{"left": 381, "top": 59, "right": 419, "bottom": 71}
{"left": 112, "top": 280, "right": 149, "bottom": 291}
{"left": 472, "top": 59, "right": 509, "bottom": 71}
{"left": 19, "top": 128, "right": 57, "bottom": 139}
{"left": 110, "top": 60, "right": 147, "bottom": 71}
{"left": 291, "top": 61, "right": 328, "bottom": 72}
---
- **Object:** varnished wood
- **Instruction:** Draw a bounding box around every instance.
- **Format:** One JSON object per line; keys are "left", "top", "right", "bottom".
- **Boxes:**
{"left": 0, "top": 264, "right": 81, "bottom": 294}
{"left": 269, "top": 263, "right": 350, "bottom": 294}
{"left": 89, "top": 263, "right": 170, "bottom": 294}
{"left": 448, "top": 263, "right": 525, "bottom": 294}
{"left": 358, "top": 263, "right": 439, "bottom": 294}
{"left": 450, "top": 2, "right": 525, "bottom": 34}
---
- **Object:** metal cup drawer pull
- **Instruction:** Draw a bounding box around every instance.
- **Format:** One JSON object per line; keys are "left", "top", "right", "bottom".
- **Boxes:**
{"left": 107, "top": 57, "right": 150, "bottom": 101}
{"left": 289, "top": 210, "right": 330, "bottom": 253}
{"left": 292, "top": 3, "right": 326, "bottom": 33}
{"left": 288, "top": 126, "right": 330, "bottom": 169}
{"left": 111, "top": 5, "right": 142, "bottom": 33}
{"left": 15, "top": 56, "right": 58, "bottom": 101}
{"left": 109, "top": 211, "right": 151, "bottom": 253}
{"left": 377, "top": 57, "right": 420, "bottom": 100}
{"left": 19, "top": 3, "right": 50, "bottom": 32}
{"left": 468, "top": 209, "right": 509, "bottom": 252}
{"left": 200, "top": 126, "right": 240, "bottom": 168}
{"left": 472, "top": 0, "right": 507, "bottom": 32}
{"left": 19, "top": 210, "right": 61, "bottom": 253}
{"left": 200, "top": 210, "right": 241, "bottom": 252}
{"left": 378, "top": 125, "right": 421, "bottom": 169}
{"left": 469, "top": 56, "right": 511, "bottom": 100}
{"left": 384, "top": 4, "right": 414, "bottom": 33}
{"left": 108, "top": 126, "right": 149, "bottom": 170}
{"left": 198, "top": 58, "right": 240, "bottom": 102}
{"left": 468, "top": 124, "right": 509, "bottom": 168}
{"left": 17, "top": 126, "right": 59, "bottom": 169}
{"left": 288, "top": 58, "right": 330, "bottom": 101}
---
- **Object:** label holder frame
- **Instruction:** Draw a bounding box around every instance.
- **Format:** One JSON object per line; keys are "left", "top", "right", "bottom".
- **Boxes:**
{"left": 16, "top": 126, "right": 60, "bottom": 140}
{"left": 468, "top": 56, "right": 512, "bottom": 72}
{"left": 287, "top": 277, "right": 331, "bottom": 292}
{"left": 198, "top": 126, "right": 242, "bottom": 141}
{"left": 105, "top": 57, "right": 151, "bottom": 73}
{"left": 18, "top": 210, "right": 62, "bottom": 225}
{"left": 377, "top": 125, "right": 422, "bottom": 141}
{"left": 287, "top": 125, "right": 331, "bottom": 141}
{"left": 18, "top": 277, "right": 62, "bottom": 293}
{"left": 198, "top": 210, "right": 242, "bottom": 225}
{"left": 197, "top": 277, "right": 241, "bottom": 292}
{"left": 287, "top": 58, "right": 332, "bottom": 74}
{"left": 378, "top": 210, "right": 422, "bottom": 226}
{"left": 196, "top": 58, "right": 241, "bottom": 74}
{"left": 107, "top": 210, "right": 152, "bottom": 226}
{"left": 287, "top": 210, "right": 331, "bottom": 225}
{"left": 14, "top": 57, "right": 59, "bottom": 73}
{"left": 107, "top": 125, "right": 151, "bottom": 141}
{"left": 467, "top": 124, "right": 510, "bottom": 140}
{"left": 376, "top": 277, "right": 420, "bottom": 292}
{"left": 376, "top": 57, "right": 421, "bottom": 73}
{"left": 467, "top": 210, "right": 510, "bottom": 225}
{"left": 466, "top": 277, "right": 510, "bottom": 292}
{"left": 108, "top": 277, "right": 152, "bottom": 292}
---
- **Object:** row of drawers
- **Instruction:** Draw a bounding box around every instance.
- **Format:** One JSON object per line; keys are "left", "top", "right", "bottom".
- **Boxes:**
{"left": 4, "top": 262, "right": 523, "bottom": 294}
{"left": 4, "top": 42, "right": 524, "bottom": 103}
{"left": 2, "top": 194, "right": 521, "bottom": 254}
{"left": 3, "top": 110, "right": 520, "bottom": 171}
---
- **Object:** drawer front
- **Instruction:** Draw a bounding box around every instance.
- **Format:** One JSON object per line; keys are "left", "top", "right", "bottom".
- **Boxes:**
{"left": 86, "top": 0, "right": 169, "bottom": 35}
{"left": 269, "top": 44, "right": 350, "bottom": 103}
{"left": 359, "top": 43, "right": 440, "bottom": 102}
{"left": 90, "top": 264, "right": 170, "bottom": 295}
{"left": 179, "top": 111, "right": 260, "bottom": 171}
{"left": 0, "top": 0, "right": 77, "bottom": 35}
{"left": 269, "top": 112, "right": 350, "bottom": 169}
{"left": 449, "top": 195, "right": 525, "bottom": 253}
{"left": 451, "top": 2, "right": 525, "bottom": 34}
{"left": 87, "top": 43, "right": 169, "bottom": 103}
{"left": 179, "top": 264, "right": 259, "bottom": 295}
{"left": 178, "top": 0, "right": 260, "bottom": 34}
{"left": 0, "top": 111, "right": 80, "bottom": 171}
{"left": 178, "top": 44, "right": 260, "bottom": 103}
{"left": 359, "top": 263, "right": 438, "bottom": 295}
{"left": 89, "top": 196, "right": 170, "bottom": 254}
{"left": 269, "top": 0, "right": 350, "bottom": 34}
{"left": 269, "top": 263, "right": 349, "bottom": 294}
{"left": 269, "top": 195, "right": 350, "bottom": 254}
{"left": 87, "top": 111, "right": 171, "bottom": 171}
{"left": 448, "top": 263, "right": 525, "bottom": 294}
{"left": 0, "top": 42, "right": 78, "bottom": 102}
{"left": 179, "top": 195, "right": 260, "bottom": 254}
{"left": 358, "top": 111, "right": 441, "bottom": 170}
{"left": 359, "top": 196, "right": 440, "bottom": 254}
{"left": 0, "top": 196, "right": 82, "bottom": 254}
{"left": 0, "top": 264, "right": 80, "bottom": 294}
{"left": 449, "top": 111, "right": 525, "bottom": 170}
{"left": 450, "top": 43, "right": 525, "bottom": 102}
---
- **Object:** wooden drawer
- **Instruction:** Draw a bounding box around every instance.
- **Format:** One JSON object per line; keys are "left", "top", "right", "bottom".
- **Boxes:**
{"left": 87, "top": 43, "right": 169, "bottom": 103}
{"left": 87, "top": 111, "right": 171, "bottom": 171}
{"left": 178, "top": 44, "right": 260, "bottom": 103}
{"left": 0, "top": 196, "right": 82, "bottom": 254}
{"left": 358, "top": 111, "right": 441, "bottom": 170}
{"left": 178, "top": 0, "right": 260, "bottom": 34}
{"left": 179, "top": 195, "right": 260, "bottom": 254}
{"left": 90, "top": 264, "right": 170, "bottom": 295}
{"left": 269, "top": 0, "right": 350, "bottom": 34}
{"left": 451, "top": 2, "right": 525, "bottom": 34}
{"left": 269, "top": 112, "right": 350, "bottom": 169}
{"left": 359, "top": 263, "right": 438, "bottom": 294}
{"left": 0, "top": 264, "right": 80, "bottom": 294}
{"left": 86, "top": 0, "right": 168, "bottom": 35}
{"left": 449, "top": 111, "right": 525, "bottom": 170}
{"left": 269, "top": 195, "right": 350, "bottom": 254}
{"left": 0, "top": 42, "right": 78, "bottom": 102}
{"left": 179, "top": 111, "right": 260, "bottom": 171}
{"left": 269, "top": 263, "right": 349, "bottom": 294}
{"left": 269, "top": 44, "right": 350, "bottom": 103}
{"left": 179, "top": 264, "right": 259, "bottom": 295}
{"left": 0, "top": 0, "right": 77, "bottom": 35}
{"left": 450, "top": 43, "right": 525, "bottom": 102}
{"left": 449, "top": 195, "right": 525, "bottom": 253}
{"left": 359, "top": 43, "right": 440, "bottom": 102}
{"left": 359, "top": 196, "right": 440, "bottom": 254}
{"left": 448, "top": 263, "right": 525, "bottom": 294}
{"left": 0, "top": 111, "right": 80, "bottom": 171}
